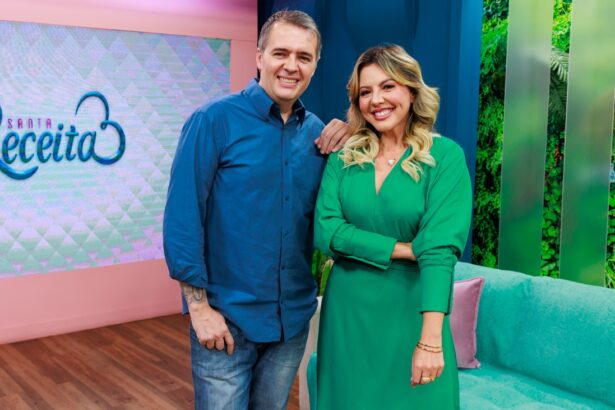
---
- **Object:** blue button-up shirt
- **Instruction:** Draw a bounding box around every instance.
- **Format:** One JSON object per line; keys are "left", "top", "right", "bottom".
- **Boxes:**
{"left": 163, "top": 80, "right": 326, "bottom": 342}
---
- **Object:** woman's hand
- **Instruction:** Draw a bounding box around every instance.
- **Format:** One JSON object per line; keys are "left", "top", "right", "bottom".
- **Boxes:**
{"left": 412, "top": 311, "right": 445, "bottom": 387}
{"left": 392, "top": 242, "right": 416, "bottom": 260}
{"left": 410, "top": 345, "right": 444, "bottom": 387}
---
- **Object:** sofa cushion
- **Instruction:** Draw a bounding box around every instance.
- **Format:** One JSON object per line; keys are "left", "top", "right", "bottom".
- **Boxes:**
{"left": 459, "top": 363, "right": 614, "bottom": 410}
{"left": 451, "top": 276, "right": 484, "bottom": 368}
{"left": 455, "top": 262, "right": 615, "bottom": 407}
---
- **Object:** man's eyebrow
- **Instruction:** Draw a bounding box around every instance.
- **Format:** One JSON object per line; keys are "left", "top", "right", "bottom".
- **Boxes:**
{"left": 270, "top": 47, "right": 314, "bottom": 58}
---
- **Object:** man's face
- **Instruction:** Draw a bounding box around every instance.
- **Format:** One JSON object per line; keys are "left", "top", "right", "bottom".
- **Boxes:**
{"left": 257, "top": 22, "right": 318, "bottom": 110}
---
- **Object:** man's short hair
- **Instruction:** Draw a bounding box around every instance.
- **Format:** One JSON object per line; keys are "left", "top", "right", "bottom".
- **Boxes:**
{"left": 258, "top": 10, "right": 322, "bottom": 59}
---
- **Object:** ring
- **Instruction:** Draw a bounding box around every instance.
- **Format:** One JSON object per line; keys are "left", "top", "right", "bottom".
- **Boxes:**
{"left": 420, "top": 376, "right": 434, "bottom": 383}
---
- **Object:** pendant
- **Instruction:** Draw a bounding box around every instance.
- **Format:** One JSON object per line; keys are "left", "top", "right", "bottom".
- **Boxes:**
{"left": 387, "top": 159, "right": 396, "bottom": 167}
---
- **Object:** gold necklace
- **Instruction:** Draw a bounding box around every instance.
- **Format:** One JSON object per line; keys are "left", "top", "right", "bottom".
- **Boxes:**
{"left": 379, "top": 146, "right": 406, "bottom": 167}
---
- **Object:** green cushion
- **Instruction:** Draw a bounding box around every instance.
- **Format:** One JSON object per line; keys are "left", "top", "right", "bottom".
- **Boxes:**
{"left": 460, "top": 363, "right": 614, "bottom": 410}
{"left": 455, "top": 262, "right": 615, "bottom": 407}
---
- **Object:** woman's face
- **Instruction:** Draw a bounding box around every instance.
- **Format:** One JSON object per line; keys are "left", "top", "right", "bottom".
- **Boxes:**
{"left": 358, "top": 63, "right": 414, "bottom": 137}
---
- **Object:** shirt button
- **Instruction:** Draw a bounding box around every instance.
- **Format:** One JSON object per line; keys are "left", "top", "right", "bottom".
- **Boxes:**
{"left": 281, "top": 264, "right": 286, "bottom": 269}
{"left": 285, "top": 196, "right": 289, "bottom": 201}
{"left": 284, "top": 160, "right": 289, "bottom": 166}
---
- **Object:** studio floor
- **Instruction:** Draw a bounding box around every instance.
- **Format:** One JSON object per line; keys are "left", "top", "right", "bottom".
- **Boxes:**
{"left": 0, "top": 314, "right": 300, "bottom": 409}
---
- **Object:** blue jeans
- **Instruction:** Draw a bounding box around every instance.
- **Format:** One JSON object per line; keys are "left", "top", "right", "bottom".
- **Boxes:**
{"left": 189, "top": 320, "right": 309, "bottom": 410}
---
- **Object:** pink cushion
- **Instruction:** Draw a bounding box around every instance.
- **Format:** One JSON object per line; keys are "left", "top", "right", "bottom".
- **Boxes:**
{"left": 451, "top": 276, "right": 484, "bottom": 369}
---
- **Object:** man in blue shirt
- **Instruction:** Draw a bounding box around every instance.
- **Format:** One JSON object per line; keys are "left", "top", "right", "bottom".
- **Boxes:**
{"left": 163, "top": 10, "right": 348, "bottom": 410}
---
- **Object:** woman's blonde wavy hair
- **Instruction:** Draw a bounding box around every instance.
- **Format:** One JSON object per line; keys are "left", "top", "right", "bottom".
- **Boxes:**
{"left": 340, "top": 44, "right": 440, "bottom": 182}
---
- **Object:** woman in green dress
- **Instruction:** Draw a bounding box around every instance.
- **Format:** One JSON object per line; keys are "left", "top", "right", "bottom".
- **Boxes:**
{"left": 314, "top": 44, "right": 472, "bottom": 409}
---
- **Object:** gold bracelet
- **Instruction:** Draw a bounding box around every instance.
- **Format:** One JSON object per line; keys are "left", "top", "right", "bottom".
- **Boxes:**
{"left": 417, "top": 341, "right": 442, "bottom": 349}
{"left": 416, "top": 344, "right": 442, "bottom": 353}
{"left": 416, "top": 342, "right": 443, "bottom": 353}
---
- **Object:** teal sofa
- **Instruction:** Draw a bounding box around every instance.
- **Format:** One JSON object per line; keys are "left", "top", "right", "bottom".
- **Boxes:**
{"left": 308, "top": 262, "right": 615, "bottom": 409}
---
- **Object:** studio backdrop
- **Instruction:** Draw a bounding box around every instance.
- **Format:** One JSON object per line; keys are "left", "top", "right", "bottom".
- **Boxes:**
{"left": 0, "top": 21, "right": 230, "bottom": 279}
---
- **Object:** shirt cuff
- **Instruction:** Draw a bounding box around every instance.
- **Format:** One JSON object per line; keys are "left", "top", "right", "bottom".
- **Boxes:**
{"left": 419, "top": 263, "right": 453, "bottom": 314}
{"left": 333, "top": 229, "right": 397, "bottom": 270}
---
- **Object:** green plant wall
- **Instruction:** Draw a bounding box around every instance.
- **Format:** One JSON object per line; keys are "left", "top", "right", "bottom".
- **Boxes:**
{"left": 472, "top": 0, "right": 507, "bottom": 269}
{"left": 472, "top": 0, "right": 614, "bottom": 287}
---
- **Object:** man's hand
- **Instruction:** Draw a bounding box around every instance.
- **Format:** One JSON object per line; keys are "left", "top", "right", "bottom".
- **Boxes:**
{"left": 180, "top": 282, "right": 235, "bottom": 355}
{"left": 315, "top": 118, "right": 351, "bottom": 154}
{"left": 190, "top": 305, "right": 235, "bottom": 355}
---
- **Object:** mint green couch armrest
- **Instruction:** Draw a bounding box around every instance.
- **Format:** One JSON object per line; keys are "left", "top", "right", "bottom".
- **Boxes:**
{"left": 455, "top": 262, "right": 615, "bottom": 408}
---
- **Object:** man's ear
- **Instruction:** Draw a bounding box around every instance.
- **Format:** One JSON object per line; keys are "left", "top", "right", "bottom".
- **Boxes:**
{"left": 256, "top": 48, "right": 263, "bottom": 71}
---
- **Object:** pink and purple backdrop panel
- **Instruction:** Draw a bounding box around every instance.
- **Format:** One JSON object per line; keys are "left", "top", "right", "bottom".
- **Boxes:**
{"left": 0, "top": 21, "right": 229, "bottom": 278}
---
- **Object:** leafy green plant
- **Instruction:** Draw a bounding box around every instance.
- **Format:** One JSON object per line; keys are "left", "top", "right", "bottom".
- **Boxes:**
{"left": 312, "top": 249, "right": 334, "bottom": 296}
{"left": 541, "top": 131, "right": 564, "bottom": 278}
{"left": 471, "top": 0, "right": 507, "bottom": 268}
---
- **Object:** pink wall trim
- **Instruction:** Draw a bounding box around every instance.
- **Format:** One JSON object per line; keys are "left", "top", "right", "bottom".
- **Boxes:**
{"left": 0, "top": 0, "right": 256, "bottom": 40}
{"left": 0, "top": 260, "right": 180, "bottom": 345}
{"left": 0, "top": 0, "right": 257, "bottom": 344}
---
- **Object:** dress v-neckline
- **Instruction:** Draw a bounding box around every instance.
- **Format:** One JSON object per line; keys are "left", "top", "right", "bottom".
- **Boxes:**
{"left": 373, "top": 147, "right": 409, "bottom": 196}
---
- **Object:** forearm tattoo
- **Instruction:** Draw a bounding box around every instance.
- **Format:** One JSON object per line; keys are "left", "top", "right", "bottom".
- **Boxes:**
{"left": 180, "top": 282, "right": 207, "bottom": 305}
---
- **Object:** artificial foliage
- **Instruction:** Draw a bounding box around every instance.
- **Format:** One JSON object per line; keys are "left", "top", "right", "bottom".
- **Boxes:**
{"left": 473, "top": 0, "right": 614, "bottom": 287}
{"left": 471, "top": 0, "right": 507, "bottom": 269}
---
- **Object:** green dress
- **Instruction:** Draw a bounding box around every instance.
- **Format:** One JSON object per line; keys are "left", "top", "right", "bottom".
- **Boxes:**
{"left": 314, "top": 136, "right": 472, "bottom": 410}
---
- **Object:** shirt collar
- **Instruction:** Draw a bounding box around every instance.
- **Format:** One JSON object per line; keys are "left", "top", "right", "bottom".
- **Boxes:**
{"left": 245, "top": 78, "right": 306, "bottom": 124}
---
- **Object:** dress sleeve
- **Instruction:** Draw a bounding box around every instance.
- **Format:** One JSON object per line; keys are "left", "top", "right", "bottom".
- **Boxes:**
{"left": 163, "top": 111, "right": 221, "bottom": 289}
{"left": 412, "top": 142, "right": 472, "bottom": 314}
{"left": 314, "top": 154, "right": 398, "bottom": 270}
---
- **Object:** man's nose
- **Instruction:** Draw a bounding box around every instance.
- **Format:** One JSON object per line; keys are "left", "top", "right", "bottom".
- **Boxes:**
{"left": 284, "top": 55, "right": 298, "bottom": 72}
